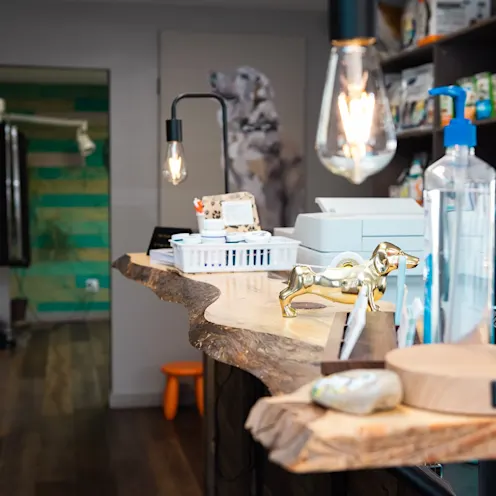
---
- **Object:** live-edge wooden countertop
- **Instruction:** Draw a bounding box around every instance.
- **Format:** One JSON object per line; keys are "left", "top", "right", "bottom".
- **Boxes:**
{"left": 113, "top": 252, "right": 361, "bottom": 394}
{"left": 114, "top": 253, "right": 496, "bottom": 474}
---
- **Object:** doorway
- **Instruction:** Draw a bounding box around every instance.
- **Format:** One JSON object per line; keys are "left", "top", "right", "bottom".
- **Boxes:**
{"left": 0, "top": 65, "right": 110, "bottom": 403}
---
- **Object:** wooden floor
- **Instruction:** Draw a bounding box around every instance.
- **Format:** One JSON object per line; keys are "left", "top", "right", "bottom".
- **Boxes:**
{"left": 0, "top": 321, "right": 203, "bottom": 496}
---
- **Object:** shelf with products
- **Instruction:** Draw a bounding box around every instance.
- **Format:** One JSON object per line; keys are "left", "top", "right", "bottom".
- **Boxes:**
{"left": 382, "top": 16, "right": 496, "bottom": 74}
{"left": 377, "top": 11, "right": 496, "bottom": 197}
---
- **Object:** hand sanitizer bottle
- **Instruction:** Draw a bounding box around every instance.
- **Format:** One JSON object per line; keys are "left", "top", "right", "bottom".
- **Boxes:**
{"left": 424, "top": 85, "right": 495, "bottom": 344}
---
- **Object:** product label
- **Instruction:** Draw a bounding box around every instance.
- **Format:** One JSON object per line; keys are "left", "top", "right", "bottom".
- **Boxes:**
{"left": 221, "top": 200, "right": 254, "bottom": 226}
{"left": 475, "top": 73, "right": 492, "bottom": 120}
{"left": 457, "top": 78, "right": 476, "bottom": 121}
{"left": 440, "top": 95, "right": 453, "bottom": 128}
{"left": 435, "top": 2, "right": 466, "bottom": 35}
{"left": 409, "top": 177, "right": 424, "bottom": 206}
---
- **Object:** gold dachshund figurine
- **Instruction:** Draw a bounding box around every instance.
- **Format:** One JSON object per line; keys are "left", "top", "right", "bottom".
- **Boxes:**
{"left": 279, "top": 242, "right": 419, "bottom": 318}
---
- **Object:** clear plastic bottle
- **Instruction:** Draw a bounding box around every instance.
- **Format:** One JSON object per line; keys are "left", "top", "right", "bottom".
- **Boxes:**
{"left": 424, "top": 86, "right": 495, "bottom": 344}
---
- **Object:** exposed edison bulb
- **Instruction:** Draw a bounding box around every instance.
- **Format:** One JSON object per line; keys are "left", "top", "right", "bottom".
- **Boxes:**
{"left": 316, "top": 42, "right": 397, "bottom": 184}
{"left": 163, "top": 141, "right": 187, "bottom": 186}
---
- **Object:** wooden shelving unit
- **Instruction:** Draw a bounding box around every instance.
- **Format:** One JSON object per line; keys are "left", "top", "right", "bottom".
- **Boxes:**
{"left": 396, "top": 127, "right": 434, "bottom": 140}
{"left": 374, "top": 15, "right": 496, "bottom": 196}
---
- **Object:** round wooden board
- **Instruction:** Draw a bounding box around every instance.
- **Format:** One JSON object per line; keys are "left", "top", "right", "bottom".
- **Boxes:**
{"left": 386, "top": 344, "right": 496, "bottom": 416}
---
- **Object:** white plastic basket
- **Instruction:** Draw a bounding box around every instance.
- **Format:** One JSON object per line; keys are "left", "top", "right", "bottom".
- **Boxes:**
{"left": 171, "top": 236, "right": 300, "bottom": 273}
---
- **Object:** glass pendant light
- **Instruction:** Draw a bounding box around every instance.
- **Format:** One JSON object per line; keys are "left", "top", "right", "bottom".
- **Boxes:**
{"left": 316, "top": 40, "right": 397, "bottom": 184}
{"left": 318, "top": 0, "right": 397, "bottom": 184}
{"left": 163, "top": 140, "right": 187, "bottom": 186}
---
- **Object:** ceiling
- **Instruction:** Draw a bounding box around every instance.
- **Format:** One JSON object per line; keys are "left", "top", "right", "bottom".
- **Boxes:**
{"left": 45, "top": 0, "right": 328, "bottom": 11}
{"left": 16, "top": 0, "right": 406, "bottom": 13}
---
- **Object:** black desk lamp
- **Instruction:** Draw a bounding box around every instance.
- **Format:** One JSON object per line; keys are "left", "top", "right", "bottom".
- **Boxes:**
{"left": 163, "top": 92, "right": 231, "bottom": 193}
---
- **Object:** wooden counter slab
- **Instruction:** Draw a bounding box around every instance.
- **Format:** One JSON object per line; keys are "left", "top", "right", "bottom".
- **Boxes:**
{"left": 114, "top": 254, "right": 393, "bottom": 394}
{"left": 114, "top": 253, "right": 375, "bottom": 394}
{"left": 114, "top": 253, "right": 496, "bottom": 476}
{"left": 245, "top": 380, "right": 496, "bottom": 473}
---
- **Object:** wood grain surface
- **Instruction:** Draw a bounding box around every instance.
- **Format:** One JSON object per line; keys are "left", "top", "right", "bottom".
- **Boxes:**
{"left": 245, "top": 381, "right": 496, "bottom": 473}
{"left": 113, "top": 253, "right": 394, "bottom": 395}
{"left": 115, "top": 253, "right": 496, "bottom": 475}
{"left": 124, "top": 253, "right": 393, "bottom": 347}
{"left": 386, "top": 343, "right": 496, "bottom": 416}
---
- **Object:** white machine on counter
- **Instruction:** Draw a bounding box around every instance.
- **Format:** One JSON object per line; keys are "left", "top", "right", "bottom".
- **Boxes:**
{"left": 274, "top": 198, "right": 424, "bottom": 306}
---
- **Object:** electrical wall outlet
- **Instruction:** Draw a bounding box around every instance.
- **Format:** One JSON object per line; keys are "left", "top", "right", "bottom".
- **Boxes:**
{"left": 85, "top": 278, "right": 100, "bottom": 293}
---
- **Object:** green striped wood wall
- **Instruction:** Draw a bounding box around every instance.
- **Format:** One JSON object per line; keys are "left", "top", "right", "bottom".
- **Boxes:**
{"left": 1, "top": 83, "right": 110, "bottom": 317}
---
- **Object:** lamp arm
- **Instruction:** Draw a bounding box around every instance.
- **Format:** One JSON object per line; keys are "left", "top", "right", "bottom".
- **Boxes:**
{"left": 170, "top": 92, "right": 231, "bottom": 193}
{"left": 3, "top": 112, "right": 88, "bottom": 130}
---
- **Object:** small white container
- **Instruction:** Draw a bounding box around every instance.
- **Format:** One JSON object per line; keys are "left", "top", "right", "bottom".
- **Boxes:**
{"left": 226, "top": 233, "right": 245, "bottom": 243}
{"left": 203, "top": 218, "right": 224, "bottom": 231}
{"left": 196, "top": 213, "right": 205, "bottom": 232}
{"left": 243, "top": 231, "right": 272, "bottom": 244}
{"left": 181, "top": 236, "right": 202, "bottom": 245}
{"left": 201, "top": 229, "right": 227, "bottom": 244}
{"left": 171, "top": 233, "right": 190, "bottom": 241}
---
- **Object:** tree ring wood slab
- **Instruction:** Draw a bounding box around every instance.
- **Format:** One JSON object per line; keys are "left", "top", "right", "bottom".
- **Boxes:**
{"left": 386, "top": 344, "right": 496, "bottom": 416}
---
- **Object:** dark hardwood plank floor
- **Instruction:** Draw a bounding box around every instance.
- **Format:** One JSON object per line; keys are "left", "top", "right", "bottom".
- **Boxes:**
{"left": 0, "top": 321, "right": 203, "bottom": 496}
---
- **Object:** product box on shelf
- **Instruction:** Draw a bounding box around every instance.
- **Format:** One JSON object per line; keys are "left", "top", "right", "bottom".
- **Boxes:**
{"left": 491, "top": 74, "right": 496, "bottom": 118}
{"left": 385, "top": 73, "right": 402, "bottom": 130}
{"left": 401, "top": 0, "right": 491, "bottom": 48}
{"left": 439, "top": 94, "right": 453, "bottom": 128}
{"left": 408, "top": 153, "right": 427, "bottom": 206}
{"left": 401, "top": 0, "right": 425, "bottom": 49}
{"left": 457, "top": 76, "right": 477, "bottom": 121}
{"left": 400, "top": 63, "right": 434, "bottom": 130}
{"left": 377, "top": 2, "right": 402, "bottom": 58}
{"left": 475, "top": 72, "right": 493, "bottom": 120}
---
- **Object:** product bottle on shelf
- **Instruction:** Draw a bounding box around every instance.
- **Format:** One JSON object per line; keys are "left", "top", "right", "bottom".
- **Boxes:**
{"left": 407, "top": 159, "right": 424, "bottom": 206}
{"left": 423, "top": 85, "right": 495, "bottom": 344}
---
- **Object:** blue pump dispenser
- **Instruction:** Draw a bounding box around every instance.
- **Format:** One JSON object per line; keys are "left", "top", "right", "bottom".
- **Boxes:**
{"left": 428, "top": 85, "right": 476, "bottom": 148}
{"left": 423, "top": 85, "right": 495, "bottom": 344}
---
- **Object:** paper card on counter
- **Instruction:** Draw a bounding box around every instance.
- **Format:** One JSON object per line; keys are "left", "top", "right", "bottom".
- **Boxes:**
{"left": 394, "top": 256, "right": 407, "bottom": 326}
{"left": 222, "top": 200, "right": 255, "bottom": 226}
{"left": 397, "top": 285, "right": 415, "bottom": 348}
{"left": 340, "top": 286, "right": 368, "bottom": 360}
{"left": 411, "top": 297, "right": 424, "bottom": 321}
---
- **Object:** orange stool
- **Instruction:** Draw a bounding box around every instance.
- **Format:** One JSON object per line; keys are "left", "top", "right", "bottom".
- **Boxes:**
{"left": 160, "top": 361, "right": 204, "bottom": 420}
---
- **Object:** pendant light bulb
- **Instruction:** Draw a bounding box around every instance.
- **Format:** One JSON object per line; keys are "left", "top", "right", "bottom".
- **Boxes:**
{"left": 163, "top": 140, "right": 187, "bottom": 186}
{"left": 316, "top": 43, "right": 396, "bottom": 184}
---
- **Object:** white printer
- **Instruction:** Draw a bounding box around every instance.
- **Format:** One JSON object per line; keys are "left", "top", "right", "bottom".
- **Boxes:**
{"left": 274, "top": 198, "right": 424, "bottom": 305}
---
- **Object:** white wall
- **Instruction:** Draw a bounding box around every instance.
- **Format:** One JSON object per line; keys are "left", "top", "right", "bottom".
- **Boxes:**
{"left": 160, "top": 32, "right": 306, "bottom": 230}
{"left": 0, "top": 1, "right": 372, "bottom": 407}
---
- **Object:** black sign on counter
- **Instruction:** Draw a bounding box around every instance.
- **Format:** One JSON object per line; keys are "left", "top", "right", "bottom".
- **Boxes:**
{"left": 147, "top": 227, "right": 193, "bottom": 255}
